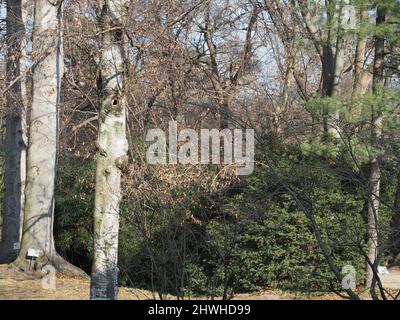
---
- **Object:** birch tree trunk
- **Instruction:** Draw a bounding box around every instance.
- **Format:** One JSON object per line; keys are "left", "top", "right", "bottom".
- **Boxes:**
{"left": 0, "top": 0, "right": 28, "bottom": 263}
{"left": 366, "top": 6, "right": 386, "bottom": 289}
{"left": 90, "top": 0, "right": 128, "bottom": 300}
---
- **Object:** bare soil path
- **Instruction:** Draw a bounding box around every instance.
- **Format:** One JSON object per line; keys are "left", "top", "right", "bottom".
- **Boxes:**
{"left": 0, "top": 264, "right": 284, "bottom": 300}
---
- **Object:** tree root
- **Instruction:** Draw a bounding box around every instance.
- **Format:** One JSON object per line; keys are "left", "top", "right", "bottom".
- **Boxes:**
{"left": 52, "top": 254, "right": 89, "bottom": 279}
{"left": 12, "top": 253, "right": 88, "bottom": 279}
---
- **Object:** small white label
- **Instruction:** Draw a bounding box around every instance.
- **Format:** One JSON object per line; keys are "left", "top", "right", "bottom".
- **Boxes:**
{"left": 27, "top": 248, "right": 41, "bottom": 258}
{"left": 378, "top": 266, "right": 389, "bottom": 275}
{"left": 13, "top": 242, "right": 20, "bottom": 250}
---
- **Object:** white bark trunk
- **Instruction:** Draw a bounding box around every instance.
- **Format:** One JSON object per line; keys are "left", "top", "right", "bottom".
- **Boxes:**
{"left": 366, "top": 6, "right": 386, "bottom": 289}
{"left": 0, "top": 0, "right": 28, "bottom": 263}
{"left": 15, "top": 0, "right": 62, "bottom": 269}
{"left": 90, "top": 0, "right": 128, "bottom": 300}
{"left": 367, "top": 158, "right": 381, "bottom": 288}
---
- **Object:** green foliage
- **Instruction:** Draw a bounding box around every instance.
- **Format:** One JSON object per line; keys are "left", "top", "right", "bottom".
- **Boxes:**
{"left": 53, "top": 134, "right": 397, "bottom": 296}
{"left": 0, "top": 151, "right": 4, "bottom": 237}
{"left": 54, "top": 159, "right": 96, "bottom": 272}
{"left": 208, "top": 156, "right": 368, "bottom": 292}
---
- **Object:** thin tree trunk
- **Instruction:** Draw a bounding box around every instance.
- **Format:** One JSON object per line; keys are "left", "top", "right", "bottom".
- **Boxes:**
{"left": 324, "top": 2, "right": 346, "bottom": 139}
{"left": 366, "top": 6, "right": 386, "bottom": 289}
{"left": 366, "top": 159, "right": 381, "bottom": 288}
{"left": 328, "top": 35, "right": 345, "bottom": 138}
{"left": 0, "top": 0, "right": 28, "bottom": 263}
{"left": 351, "top": 6, "right": 370, "bottom": 106}
{"left": 90, "top": 0, "right": 128, "bottom": 300}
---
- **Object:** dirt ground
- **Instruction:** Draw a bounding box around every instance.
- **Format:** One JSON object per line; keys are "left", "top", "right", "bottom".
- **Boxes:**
{"left": 380, "top": 270, "right": 400, "bottom": 290}
{"left": 0, "top": 264, "right": 152, "bottom": 300}
{"left": 3, "top": 264, "right": 397, "bottom": 300}
{"left": 0, "top": 264, "right": 286, "bottom": 300}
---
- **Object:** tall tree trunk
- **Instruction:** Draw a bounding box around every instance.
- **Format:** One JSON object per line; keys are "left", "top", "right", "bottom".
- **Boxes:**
{"left": 13, "top": 0, "right": 83, "bottom": 276}
{"left": 275, "top": 51, "right": 295, "bottom": 132}
{"left": 90, "top": 0, "right": 128, "bottom": 300}
{"left": 366, "top": 6, "right": 386, "bottom": 289}
{"left": 351, "top": 5, "right": 370, "bottom": 106}
{"left": 327, "top": 36, "right": 345, "bottom": 138}
{"left": 0, "top": 0, "right": 28, "bottom": 263}
{"left": 323, "top": 2, "right": 346, "bottom": 139}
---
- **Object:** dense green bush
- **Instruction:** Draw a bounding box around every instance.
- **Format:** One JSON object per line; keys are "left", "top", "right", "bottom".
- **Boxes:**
{"left": 53, "top": 137, "right": 395, "bottom": 296}
{"left": 54, "top": 159, "right": 95, "bottom": 272}
{"left": 0, "top": 151, "right": 4, "bottom": 238}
